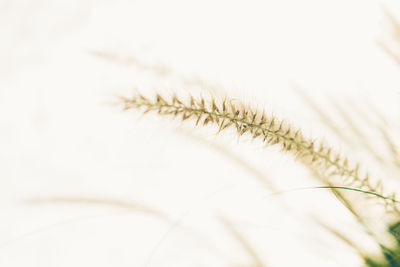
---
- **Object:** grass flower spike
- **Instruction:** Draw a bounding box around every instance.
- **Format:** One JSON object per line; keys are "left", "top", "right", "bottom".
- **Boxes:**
{"left": 119, "top": 92, "right": 398, "bottom": 211}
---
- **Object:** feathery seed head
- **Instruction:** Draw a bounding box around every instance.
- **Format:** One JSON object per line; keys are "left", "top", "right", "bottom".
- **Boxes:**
{"left": 119, "top": 92, "right": 400, "bottom": 211}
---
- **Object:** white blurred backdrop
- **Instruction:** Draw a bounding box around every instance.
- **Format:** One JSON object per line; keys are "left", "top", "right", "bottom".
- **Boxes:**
{"left": 1, "top": 0, "right": 400, "bottom": 266}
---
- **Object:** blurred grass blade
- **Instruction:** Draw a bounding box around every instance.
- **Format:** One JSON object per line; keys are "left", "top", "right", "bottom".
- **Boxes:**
{"left": 218, "top": 215, "right": 266, "bottom": 267}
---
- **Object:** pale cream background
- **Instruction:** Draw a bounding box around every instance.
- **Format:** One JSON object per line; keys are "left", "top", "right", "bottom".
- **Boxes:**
{"left": 1, "top": 0, "right": 400, "bottom": 266}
